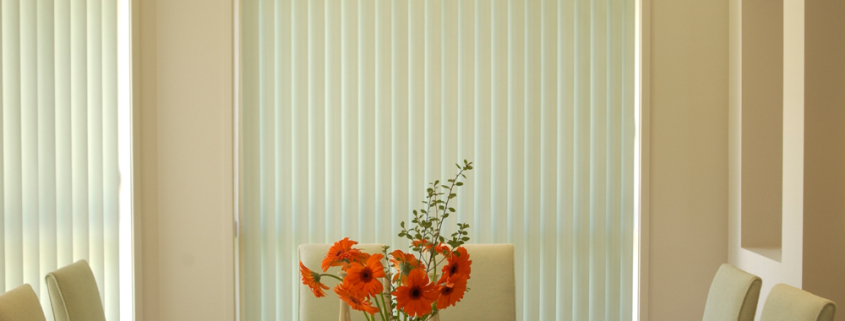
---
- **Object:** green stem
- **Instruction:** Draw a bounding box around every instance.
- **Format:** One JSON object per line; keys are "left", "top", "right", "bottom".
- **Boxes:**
{"left": 321, "top": 274, "right": 344, "bottom": 282}
{"left": 373, "top": 294, "right": 387, "bottom": 321}
{"left": 379, "top": 294, "right": 392, "bottom": 321}
{"left": 427, "top": 168, "right": 466, "bottom": 269}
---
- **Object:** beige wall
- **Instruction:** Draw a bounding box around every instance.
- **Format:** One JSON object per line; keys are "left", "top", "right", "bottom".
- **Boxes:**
{"left": 804, "top": 0, "right": 845, "bottom": 318}
{"left": 135, "top": 0, "right": 236, "bottom": 320}
{"left": 648, "top": 0, "right": 730, "bottom": 319}
{"left": 740, "top": 0, "right": 783, "bottom": 251}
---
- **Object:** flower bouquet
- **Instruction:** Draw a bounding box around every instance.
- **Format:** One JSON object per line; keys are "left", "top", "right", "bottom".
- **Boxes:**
{"left": 299, "top": 161, "right": 474, "bottom": 321}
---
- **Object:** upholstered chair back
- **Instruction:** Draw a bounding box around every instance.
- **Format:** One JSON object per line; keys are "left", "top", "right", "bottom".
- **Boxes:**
{"left": 437, "top": 244, "right": 516, "bottom": 321}
{"left": 0, "top": 284, "right": 46, "bottom": 321}
{"left": 760, "top": 284, "right": 836, "bottom": 321}
{"left": 45, "top": 260, "right": 107, "bottom": 321}
{"left": 702, "top": 263, "right": 763, "bottom": 321}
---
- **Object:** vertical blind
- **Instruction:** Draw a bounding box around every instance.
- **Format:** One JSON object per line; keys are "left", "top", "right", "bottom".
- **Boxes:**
{"left": 0, "top": 0, "right": 131, "bottom": 320}
{"left": 240, "top": 0, "right": 635, "bottom": 320}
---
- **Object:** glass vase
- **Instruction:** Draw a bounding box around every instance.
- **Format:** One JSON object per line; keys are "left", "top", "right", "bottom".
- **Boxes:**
{"left": 338, "top": 271, "right": 351, "bottom": 321}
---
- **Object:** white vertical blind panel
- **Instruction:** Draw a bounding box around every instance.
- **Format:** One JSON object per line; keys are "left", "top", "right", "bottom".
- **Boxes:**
{"left": 0, "top": 0, "right": 127, "bottom": 320}
{"left": 241, "top": 0, "right": 635, "bottom": 320}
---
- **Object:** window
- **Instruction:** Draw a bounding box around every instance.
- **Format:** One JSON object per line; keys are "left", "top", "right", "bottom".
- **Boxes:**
{"left": 0, "top": 0, "right": 133, "bottom": 319}
{"left": 239, "top": 0, "right": 635, "bottom": 319}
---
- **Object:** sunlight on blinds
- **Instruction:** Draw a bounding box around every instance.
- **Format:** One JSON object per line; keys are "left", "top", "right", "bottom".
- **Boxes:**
{"left": 240, "top": 0, "right": 635, "bottom": 320}
{"left": 0, "top": 0, "right": 133, "bottom": 320}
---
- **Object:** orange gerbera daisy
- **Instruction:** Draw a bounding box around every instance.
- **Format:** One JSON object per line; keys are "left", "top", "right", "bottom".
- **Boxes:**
{"left": 438, "top": 247, "right": 472, "bottom": 283}
{"left": 390, "top": 250, "right": 423, "bottom": 283}
{"left": 334, "top": 280, "right": 380, "bottom": 315}
{"left": 435, "top": 273, "right": 468, "bottom": 309}
{"left": 344, "top": 253, "right": 386, "bottom": 297}
{"left": 299, "top": 262, "right": 329, "bottom": 298}
{"left": 433, "top": 243, "right": 451, "bottom": 257}
{"left": 321, "top": 237, "right": 369, "bottom": 272}
{"left": 393, "top": 268, "right": 439, "bottom": 317}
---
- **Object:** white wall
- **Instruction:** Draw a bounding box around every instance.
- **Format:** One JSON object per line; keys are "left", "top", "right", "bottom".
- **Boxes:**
{"left": 648, "top": 0, "right": 730, "bottom": 319}
{"left": 135, "top": 0, "right": 236, "bottom": 320}
{"left": 728, "top": 1, "right": 804, "bottom": 319}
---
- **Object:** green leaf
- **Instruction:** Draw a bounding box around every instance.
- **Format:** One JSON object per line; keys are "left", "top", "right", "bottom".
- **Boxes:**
{"left": 455, "top": 182, "right": 463, "bottom": 186}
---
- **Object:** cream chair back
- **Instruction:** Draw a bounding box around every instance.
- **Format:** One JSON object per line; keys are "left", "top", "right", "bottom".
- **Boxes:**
{"left": 702, "top": 263, "right": 762, "bottom": 321}
{"left": 299, "top": 243, "right": 387, "bottom": 321}
{"left": 0, "top": 284, "right": 46, "bottom": 321}
{"left": 45, "top": 260, "right": 106, "bottom": 321}
{"left": 437, "top": 244, "right": 516, "bottom": 321}
{"left": 760, "top": 284, "right": 836, "bottom": 321}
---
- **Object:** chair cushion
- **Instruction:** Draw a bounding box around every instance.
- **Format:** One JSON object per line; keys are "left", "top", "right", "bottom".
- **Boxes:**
{"left": 299, "top": 243, "right": 387, "bottom": 321}
{"left": 0, "top": 284, "right": 46, "bottom": 321}
{"left": 761, "top": 284, "right": 836, "bottom": 321}
{"left": 45, "top": 260, "right": 106, "bottom": 321}
{"left": 702, "top": 263, "right": 763, "bottom": 321}
{"left": 438, "top": 244, "right": 516, "bottom": 321}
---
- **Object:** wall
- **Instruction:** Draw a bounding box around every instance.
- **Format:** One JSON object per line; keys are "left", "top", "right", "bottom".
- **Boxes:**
{"left": 739, "top": 0, "right": 783, "bottom": 252}
{"left": 804, "top": 0, "right": 845, "bottom": 318}
{"left": 648, "top": 0, "right": 730, "bottom": 319}
{"left": 135, "top": 0, "right": 236, "bottom": 320}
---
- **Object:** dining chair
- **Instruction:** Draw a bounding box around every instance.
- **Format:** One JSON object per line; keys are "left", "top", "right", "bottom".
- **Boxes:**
{"left": 45, "top": 260, "right": 107, "bottom": 321}
{"left": 437, "top": 244, "right": 516, "bottom": 321}
{"left": 299, "top": 243, "right": 388, "bottom": 321}
{"left": 759, "top": 284, "right": 836, "bottom": 321}
{"left": 0, "top": 284, "right": 46, "bottom": 321}
{"left": 702, "top": 263, "right": 762, "bottom": 321}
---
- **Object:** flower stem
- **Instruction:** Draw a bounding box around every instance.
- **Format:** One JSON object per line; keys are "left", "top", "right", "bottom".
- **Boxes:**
{"left": 373, "top": 293, "right": 387, "bottom": 321}
{"left": 380, "top": 293, "right": 392, "bottom": 321}
{"left": 321, "top": 274, "right": 344, "bottom": 282}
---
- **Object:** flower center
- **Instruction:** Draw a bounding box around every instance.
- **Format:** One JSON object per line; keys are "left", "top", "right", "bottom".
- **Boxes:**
{"left": 441, "top": 286, "right": 453, "bottom": 295}
{"left": 410, "top": 287, "right": 422, "bottom": 298}
{"left": 449, "top": 264, "right": 459, "bottom": 275}
{"left": 360, "top": 268, "right": 372, "bottom": 281}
